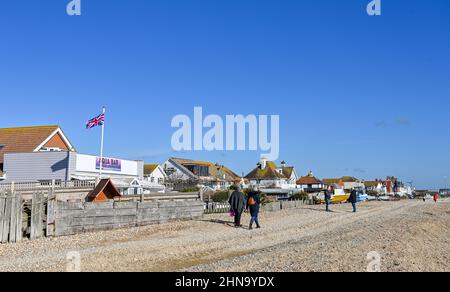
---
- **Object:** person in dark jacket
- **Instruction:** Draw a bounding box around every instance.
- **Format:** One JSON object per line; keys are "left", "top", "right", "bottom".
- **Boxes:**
{"left": 324, "top": 186, "right": 333, "bottom": 212}
{"left": 228, "top": 186, "right": 246, "bottom": 227}
{"left": 348, "top": 189, "right": 358, "bottom": 213}
{"left": 247, "top": 190, "right": 261, "bottom": 230}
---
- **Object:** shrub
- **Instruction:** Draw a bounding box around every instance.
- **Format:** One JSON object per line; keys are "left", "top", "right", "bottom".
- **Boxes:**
{"left": 229, "top": 185, "right": 238, "bottom": 191}
{"left": 210, "top": 191, "right": 230, "bottom": 203}
{"left": 181, "top": 186, "right": 200, "bottom": 193}
{"left": 366, "top": 190, "right": 379, "bottom": 197}
{"left": 289, "top": 191, "right": 309, "bottom": 201}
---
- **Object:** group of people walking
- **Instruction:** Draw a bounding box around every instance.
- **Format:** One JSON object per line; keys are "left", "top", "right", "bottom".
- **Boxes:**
{"left": 228, "top": 185, "right": 362, "bottom": 230}
{"left": 323, "top": 186, "right": 358, "bottom": 213}
{"left": 228, "top": 186, "right": 261, "bottom": 230}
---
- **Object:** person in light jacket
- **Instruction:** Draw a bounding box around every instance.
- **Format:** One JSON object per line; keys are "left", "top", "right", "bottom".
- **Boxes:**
{"left": 228, "top": 186, "right": 246, "bottom": 227}
{"left": 247, "top": 190, "right": 261, "bottom": 230}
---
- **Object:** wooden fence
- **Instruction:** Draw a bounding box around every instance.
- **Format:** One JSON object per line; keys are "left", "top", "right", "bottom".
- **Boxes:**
{"left": 0, "top": 187, "right": 205, "bottom": 244}
{"left": 0, "top": 190, "right": 47, "bottom": 243}
{"left": 204, "top": 202, "right": 230, "bottom": 214}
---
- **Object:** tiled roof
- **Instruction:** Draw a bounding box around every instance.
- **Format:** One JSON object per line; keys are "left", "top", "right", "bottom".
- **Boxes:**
{"left": 0, "top": 125, "right": 60, "bottom": 164}
{"left": 297, "top": 175, "right": 323, "bottom": 185}
{"left": 245, "top": 161, "right": 292, "bottom": 180}
{"left": 171, "top": 158, "right": 211, "bottom": 166}
{"left": 281, "top": 167, "right": 295, "bottom": 178}
{"left": 171, "top": 157, "right": 240, "bottom": 181}
{"left": 144, "top": 164, "right": 159, "bottom": 175}
{"left": 341, "top": 176, "right": 360, "bottom": 182}
{"left": 323, "top": 178, "right": 341, "bottom": 185}
{"left": 364, "top": 181, "right": 381, "bottom": 187}
{"left": 323, "top": 176, "right": 360, "bottom": 185}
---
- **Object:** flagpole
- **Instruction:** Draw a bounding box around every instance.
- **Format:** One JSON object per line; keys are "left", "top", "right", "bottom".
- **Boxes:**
{"left": 99, "top": 106, "right": 106, "bottom": 178}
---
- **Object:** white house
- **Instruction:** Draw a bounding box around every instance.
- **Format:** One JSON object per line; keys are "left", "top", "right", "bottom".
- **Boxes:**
{"left": 161, "top": 157, "right": 240, "bottom": 191}
{"left": 296, "top": 171, "right": 327, "bottom": 194}
{"left": 364, "top": 181, "right": 387, "bottom": 194}
{"left": 245, "top": 158, "right": 298, "bottom": 190}
{"left": 143, "top": 164, "right": 167, "bottom": 193}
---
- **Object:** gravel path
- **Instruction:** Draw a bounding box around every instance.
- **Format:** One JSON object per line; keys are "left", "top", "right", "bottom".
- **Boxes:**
{"left": 0, "top": 199, "right": 448, "bottom": 272}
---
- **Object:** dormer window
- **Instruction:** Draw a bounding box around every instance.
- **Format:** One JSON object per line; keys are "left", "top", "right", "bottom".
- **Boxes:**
{"left": 0, "top": 144, "right": 5, "bottom": 150}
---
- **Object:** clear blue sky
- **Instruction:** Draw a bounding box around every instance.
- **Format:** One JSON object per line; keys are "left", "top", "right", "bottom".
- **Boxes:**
{"left": 1, "top": 0, "right": 449, "bottom": 189}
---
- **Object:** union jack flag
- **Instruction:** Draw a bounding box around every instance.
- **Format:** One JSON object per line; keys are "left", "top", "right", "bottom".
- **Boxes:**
{"left": 86, "top": 113, "right": 105, "bottom": 129}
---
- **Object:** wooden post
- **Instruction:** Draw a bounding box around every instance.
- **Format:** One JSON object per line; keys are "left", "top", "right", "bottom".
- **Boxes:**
{"left": 9, "top": 193, "right": 17, "bottom": 243}
{"left": 15, "top": 193, "right": 23, "bottom": 242}
{"left": 0, "top": 192, "right": 5, "bottom": 242}
{"left": 1, "top": 192, "right": 13, "bottom": 243}
{"left": 47, "top": 184, "right": 56, "bottom": 237}
{"left": 31, "top": 192, "right": 44, "bottom": 240}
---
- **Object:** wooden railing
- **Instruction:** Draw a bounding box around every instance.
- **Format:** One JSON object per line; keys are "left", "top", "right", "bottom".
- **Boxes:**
{"left": 0, "top": 180, "right": 96, "bottom": 192}
{"left": 115, "top": 192, "right": 201, "bottom": 202}
{"left": 204, "top": 202, "right": 230, "bottom": 214}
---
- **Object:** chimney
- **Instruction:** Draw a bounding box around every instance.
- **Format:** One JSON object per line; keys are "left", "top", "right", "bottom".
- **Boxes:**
{"left": 260, "top": 157, "right": 268, "bottom": 169}
{"left": 281, "top": 161, "right": 286, "bottom": 168}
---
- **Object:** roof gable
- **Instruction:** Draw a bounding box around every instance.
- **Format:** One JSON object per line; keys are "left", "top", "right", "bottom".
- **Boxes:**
{"left": 0, "top": 125, "right": 74, "bottom": 164}
{"left": 144, "top": 164, "right": 159, "bottom": 175}
{"left": 245, "top": 161, "right": 293, "bottom": 180}
{"left": 170, "top": 157, "right": 240, "bottom": 182}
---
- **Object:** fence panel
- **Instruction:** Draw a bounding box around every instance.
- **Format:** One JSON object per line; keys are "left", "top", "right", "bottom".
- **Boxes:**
{"left": 0, "top": 193, "right": 6, "bottom": 242}
{"left": 30, "top": 192, "right": 45, "bottom": 240}
{"left": 204, "top": 202, "right": 230, "bottom": 214}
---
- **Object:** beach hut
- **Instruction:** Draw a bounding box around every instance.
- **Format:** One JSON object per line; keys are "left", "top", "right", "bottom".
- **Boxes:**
{"left": 86, "top": 178, "right": 122, "bottom": 202}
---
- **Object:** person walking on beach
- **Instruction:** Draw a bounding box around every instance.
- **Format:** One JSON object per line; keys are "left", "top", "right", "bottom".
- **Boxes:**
{"left": 247, "top": 189, "right": 261, "bottom": 230}
{"left": 229, "top": 186, "right": 246, "bottom": 228}
{"left": 324, "top": 186, "right": 333, "bottom": 212}
{"left": 348, "top": 189, "right": 358, "bottom": 213}
{"left": 434, "top": 194, "right": 438, "bottom": 203}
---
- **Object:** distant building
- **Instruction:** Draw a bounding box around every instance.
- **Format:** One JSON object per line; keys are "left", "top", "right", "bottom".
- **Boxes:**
{"left": 296, "top": 171, "right": 326, "bottom": 194}
{"left": 0, "top": 125, "right": 145, "bottom": 195}
{"left": 364, "top": 180, "right": 386, "bottom": 194}
{"left": 162, "top": 157, "right": 240, "bottom": 191}
{"left": 0, "top": 125, "right": 75, "bottom": 181}
{"left": 439, "top": 189, "right": 450, "bottom": 196}
{"left": 143, "top": 164, "right": 167, "bottom": 193}
{"left": 323, "top": 176, "right": 364, "bottom": 190}
{"left": 245, "top": 158, "right": 298, "bottom": 190}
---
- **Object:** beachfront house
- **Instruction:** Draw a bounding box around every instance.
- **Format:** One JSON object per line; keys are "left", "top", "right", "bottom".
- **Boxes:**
{"left": 0, "top": 125, "right": 149, "bottom": 196}
{"left": 245, "top": 158, "right": 298, "bottom": 190}
{"left": 142, "top": 164, "right": 167, "bottom": 193}
{"left": 161, "top": 157, "right": 240, "bottom": 191}
{"left": 322, "top": 176, "right": 364, "bottom": 191}
{"left": 364, "top": 180, "right": 386, "bottom": 194}
{"left": 296, "top": 171, "right": 327, "bottom": 194}
{"left": 0, "top": 125, "right": 75, "bottom": 182}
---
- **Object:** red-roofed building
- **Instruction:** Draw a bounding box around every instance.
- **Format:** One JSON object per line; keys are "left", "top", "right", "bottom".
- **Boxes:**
{"left": 296, "top": 171, "right": 327, "bottom": 193}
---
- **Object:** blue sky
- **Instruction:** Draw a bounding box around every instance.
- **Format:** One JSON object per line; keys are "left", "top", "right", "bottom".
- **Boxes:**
{"left": 1, "top": 0, "right": 449, "bottom": 189}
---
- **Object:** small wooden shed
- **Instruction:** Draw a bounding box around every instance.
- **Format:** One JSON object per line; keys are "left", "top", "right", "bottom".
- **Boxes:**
{"left": 86, "top": 179, "right": 122, "bottom": 202}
